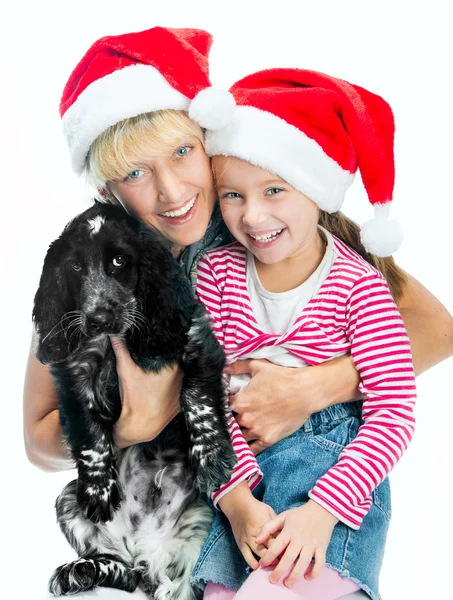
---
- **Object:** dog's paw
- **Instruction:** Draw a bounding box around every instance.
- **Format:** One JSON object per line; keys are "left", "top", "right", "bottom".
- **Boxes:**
{"left": 77, "top": 477, "right": 121, "bottom": 523}
{"left": 48, "top": 558, "right": 97, "bottom": 595}
{"left": 193, "top": 443, "right": 237, "bottom": 495}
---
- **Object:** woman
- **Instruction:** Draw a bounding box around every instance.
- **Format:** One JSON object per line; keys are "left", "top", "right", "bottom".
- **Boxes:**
{"left": 27, "top": 26, "right": 453, "bottom": 599}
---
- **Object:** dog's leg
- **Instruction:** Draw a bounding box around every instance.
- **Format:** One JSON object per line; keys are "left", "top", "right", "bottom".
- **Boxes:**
{"left": 61, "top": 401, "right": 120, "bottom": 523}
{"left": 75, "top": 431, "right": 121, "bottom": 523}
{"left": 60, "top": 342, "right": 121, "bottom": 523}
{"left": 48, "top": 554, "right": 139, "bottom": 596}
{"left": 180, "top": 305, "right": 237, "bottom": 495}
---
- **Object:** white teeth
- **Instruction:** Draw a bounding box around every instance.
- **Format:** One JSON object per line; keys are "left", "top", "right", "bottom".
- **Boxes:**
{"left": 160, "top": 196, "right": 196, "bottom": 218}
{"left": 249, "top": 229, "right": 283, "bottom": 242}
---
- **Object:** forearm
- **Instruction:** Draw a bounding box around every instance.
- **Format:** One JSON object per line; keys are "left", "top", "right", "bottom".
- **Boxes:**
{"left": 23, "top": 340, "right": 74, "bottom": 472}
{"left": 24, "top": 408, "right": 74, "bottom": 472}
{"left": 306, "top": 281, "right": 453, "bottom": 412}
{"left": 212, "top": 412, "right": 263, "bottom": 505}
{"left": 398, "top": 271, "right": 453, "bottom": 376}
{"left": 400, "top": 307, "right": 453, "bottom": 376}
{"left": 291, "top": 353, "right": 361, "bottom": 419}
{"left": 312, "top": 354, "right": 361, "bottom": 409}
{"left": 218, "top": 480, "right": 256, "bottom": 518}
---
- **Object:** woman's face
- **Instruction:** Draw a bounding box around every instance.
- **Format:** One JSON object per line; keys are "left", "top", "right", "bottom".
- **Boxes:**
{"left": 108, "top": 136, "right": 216, "bottom": 255}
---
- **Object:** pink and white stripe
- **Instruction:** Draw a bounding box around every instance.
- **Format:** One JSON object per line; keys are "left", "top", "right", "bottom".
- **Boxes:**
{"left": 197, "top": 237, "right": 416, "bottom": 529}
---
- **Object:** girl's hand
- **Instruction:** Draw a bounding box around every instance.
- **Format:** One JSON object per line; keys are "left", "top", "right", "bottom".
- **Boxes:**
{"left": 219, "top": 482, "right": 277, "bottom": 570}
{"left": 226, "top": 356, "right": 360, "bottom": 455}
{"left": 110, "top": 337, "right": 182, "bottom": 449}
{"left": 256, "top": 500, "right": 338, "bottom": 588}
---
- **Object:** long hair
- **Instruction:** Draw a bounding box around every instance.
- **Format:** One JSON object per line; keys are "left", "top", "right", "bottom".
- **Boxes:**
{"left": 319, "top": 210, "right": 407, "bottom": 302}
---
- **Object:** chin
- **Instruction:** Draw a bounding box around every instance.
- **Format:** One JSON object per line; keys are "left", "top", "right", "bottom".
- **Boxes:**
{"left": 182, "top": 220, "right": 212, "bottom": 247}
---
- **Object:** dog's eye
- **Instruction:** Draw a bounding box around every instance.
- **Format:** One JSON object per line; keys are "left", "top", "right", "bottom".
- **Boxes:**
{"left": 71, "top": 261, "right": 82, "bottom": 272}
{"left": 112, "top": 255, "right": 127, "bottom": 268}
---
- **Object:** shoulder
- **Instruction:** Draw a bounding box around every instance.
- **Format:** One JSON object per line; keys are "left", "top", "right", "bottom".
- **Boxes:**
{"left": 197, "top": 242, "right": 245, "bottom": 289}
{"left": 330, "top": 234, "right": 386, "bottom": 290}
{"left": 200, "top": 241, "right": 245, "bottom": 270}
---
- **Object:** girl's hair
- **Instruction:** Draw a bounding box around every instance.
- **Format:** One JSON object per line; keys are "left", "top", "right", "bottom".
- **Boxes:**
{"left": 84, "top": 109, "right": 205, "bottom": 196}
{"left": 319, "top": 211, "right": 407, "bottom": 302}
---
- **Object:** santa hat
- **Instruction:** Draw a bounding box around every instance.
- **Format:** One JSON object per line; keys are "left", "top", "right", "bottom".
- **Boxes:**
{"left": 60, "top": 26, "right": 235, "bottom": 174}
{"left": 193, "top": 68, "right": 403, "bottom": 257}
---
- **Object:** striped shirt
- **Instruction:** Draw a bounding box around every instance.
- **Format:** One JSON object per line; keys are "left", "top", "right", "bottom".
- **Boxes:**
{"left": 196, "top": 236, "right": 416, "bottom": 529}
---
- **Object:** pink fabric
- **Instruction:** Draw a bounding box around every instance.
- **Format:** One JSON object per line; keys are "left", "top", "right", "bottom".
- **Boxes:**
{"left": 203, "top": 582, "right": 236, "bottom": 599}
{"left": 203, "top": 566, "right": 360, "bottom": 599}
{"left": 196, "top": 238, "right": 416, "bottom": 528}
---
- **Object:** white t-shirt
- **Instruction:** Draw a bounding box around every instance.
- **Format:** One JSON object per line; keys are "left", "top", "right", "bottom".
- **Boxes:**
{"left": 230, "top": 227, "right": 337, "bottom": 393}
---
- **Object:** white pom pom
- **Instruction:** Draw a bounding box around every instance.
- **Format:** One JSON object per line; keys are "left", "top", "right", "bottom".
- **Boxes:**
{"left": 189, "top": 87, "right": 236, "bottom": 130}
{"left": 360, "top": 203, "right": 404, "bottom": 257}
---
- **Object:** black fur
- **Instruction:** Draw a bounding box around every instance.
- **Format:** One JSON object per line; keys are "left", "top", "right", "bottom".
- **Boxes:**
{"left": 33, "top": 202, "right": 236, "bottom": 597}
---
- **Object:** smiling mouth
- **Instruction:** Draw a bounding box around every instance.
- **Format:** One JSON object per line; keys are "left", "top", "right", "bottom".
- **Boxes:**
{"left": 158, "top": 195, "right": 197, "bottom": 218}
{"left": 248, "top": 229, "right": 284, "bottom": 243}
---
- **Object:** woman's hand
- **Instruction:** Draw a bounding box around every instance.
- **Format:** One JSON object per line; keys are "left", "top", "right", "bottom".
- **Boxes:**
{"left": 226, "top": 356, "right": 360, "bottom": 455}
{"left": 256, "top": 500, "right": 338, "bottom": 588}
{"left": 110, "top": 337, "right": 182, "bottom": 449}
{"left": 219, "top": 482, "right": 277, "bottom": 570}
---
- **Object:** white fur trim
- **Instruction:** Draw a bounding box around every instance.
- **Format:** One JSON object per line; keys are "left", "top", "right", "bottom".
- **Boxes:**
{"left": 205, "top": 105, "right": 355, "bottom": 212}
{"left": 62, "top": 64, "right": 191, "bottom": 174}
{"left": 189, "top": 88, "right": 236, "bottom": 130}
{"left": 360, "top": 203, "right": 403, "bottom": 257}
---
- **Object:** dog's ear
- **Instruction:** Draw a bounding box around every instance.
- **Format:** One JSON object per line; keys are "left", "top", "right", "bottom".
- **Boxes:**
{"left": 32, "top": 239, "right": 74, "bottom": 363}
{"left": 132, "top": 229, "right": 193, "bottom": 355}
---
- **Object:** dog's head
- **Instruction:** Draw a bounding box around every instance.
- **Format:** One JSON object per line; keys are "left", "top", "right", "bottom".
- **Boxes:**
{"left": 33, "top": 202, "right": 192, "bottom": 363}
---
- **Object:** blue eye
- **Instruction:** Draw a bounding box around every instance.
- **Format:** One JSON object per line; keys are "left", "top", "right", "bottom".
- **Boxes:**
{"left": 125, "top": 169, "right": 144, "bottom": 181}
{"left": 175, "top": 145, "right": 191, "bottom": 157}
{"left": 222, "top": 192, "right": 242, "bottom": 199}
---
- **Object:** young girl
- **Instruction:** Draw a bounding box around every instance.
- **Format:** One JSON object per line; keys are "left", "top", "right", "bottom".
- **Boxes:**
{"left": 191, "top": 69, "right": 416, "bottom": 600}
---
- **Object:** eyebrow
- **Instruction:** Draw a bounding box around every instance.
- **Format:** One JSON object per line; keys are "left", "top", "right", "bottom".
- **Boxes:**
{"left": 216, "top": 178, "right": 285, "bottom": 188}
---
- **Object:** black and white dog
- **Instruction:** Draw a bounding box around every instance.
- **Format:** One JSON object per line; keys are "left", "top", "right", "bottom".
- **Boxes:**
{"left": 33, "top": 202, "right": 236, "bottom": 598}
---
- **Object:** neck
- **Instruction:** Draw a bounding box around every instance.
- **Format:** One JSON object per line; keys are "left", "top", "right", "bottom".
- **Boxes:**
{"left": 171, "top": 244, "right": 186, "bottom": 259}
{"left": 255, "top": 229, "right": 326, "bottom": 293}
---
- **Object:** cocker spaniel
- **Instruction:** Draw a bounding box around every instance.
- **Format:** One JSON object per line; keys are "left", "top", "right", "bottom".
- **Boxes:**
{"left": 33, "top": 202, "right": 236, "bottom": 599}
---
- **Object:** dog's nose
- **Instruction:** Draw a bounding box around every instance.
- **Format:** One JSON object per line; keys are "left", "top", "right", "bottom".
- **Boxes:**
{"left": 87, "top": 311, "right": 113, "bottom": 332}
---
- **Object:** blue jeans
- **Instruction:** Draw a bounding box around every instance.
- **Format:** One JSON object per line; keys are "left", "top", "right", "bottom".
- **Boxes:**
{"left": 191, "top": 401, "right": 390, "bottom": 600}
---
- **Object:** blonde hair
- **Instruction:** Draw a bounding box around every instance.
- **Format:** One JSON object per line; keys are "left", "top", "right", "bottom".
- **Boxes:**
{"left": 84, "top": 109, "right": 205, "bottom": 196}
{"left": 319, "top": 211, "right": 407, "bottom": 302}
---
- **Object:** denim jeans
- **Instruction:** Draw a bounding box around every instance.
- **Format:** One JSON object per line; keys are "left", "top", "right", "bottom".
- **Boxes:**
{"left": 191, "top": 401, "right": 390, "bottom": 600}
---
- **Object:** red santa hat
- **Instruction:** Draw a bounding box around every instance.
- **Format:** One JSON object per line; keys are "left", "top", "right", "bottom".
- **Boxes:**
{"left": 60, "top": 26, "right": 235, "bottom": 175}
{"left": 192, "top": 68, "right": 403, "bottom": 257}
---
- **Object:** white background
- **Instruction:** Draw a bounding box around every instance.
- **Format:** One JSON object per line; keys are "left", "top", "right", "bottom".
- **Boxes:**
{"left": 1, "top": 1, "right": 452, "bottom": 598}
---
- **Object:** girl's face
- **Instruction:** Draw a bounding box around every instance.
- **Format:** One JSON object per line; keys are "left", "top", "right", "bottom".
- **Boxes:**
{"left": 108, "top": 137, "right": 216, "bottom": 255}
{"left": 214, "top": 156, "right": 320, "bottom": 265}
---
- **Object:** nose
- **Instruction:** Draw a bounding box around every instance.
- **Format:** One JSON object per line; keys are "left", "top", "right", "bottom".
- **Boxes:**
{"left": 87, "top": 310, "right": 113, "bottom": 332}
{"left": 155, "top": 165, "right": 186, "bottom": 205}
{"left": 242, "top": 199, "right": 267, "bottom": 228}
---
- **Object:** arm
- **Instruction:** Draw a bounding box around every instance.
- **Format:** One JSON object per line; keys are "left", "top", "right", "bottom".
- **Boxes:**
{"left": 196, "top": 254, "right": 263, "bottom": 505}
{"left": 398, "top": 271, "right": 453, "bottom": 375}
{"left": 227, "top": 270, "right": 453, "bottom": 453}
{"left": 309, "top": 272, "right": 416, "bottom": 529}
{"left": 316, "top": 271, "right": 453, "bottom": 391}
{"left": 23, "top": 335, "right": 182, "bottom": 472}
{"left": 23, "top": 341, "right": 73, "bottom": 472}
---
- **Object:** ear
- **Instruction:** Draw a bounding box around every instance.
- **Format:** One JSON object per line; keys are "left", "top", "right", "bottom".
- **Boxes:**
{"left": 131, "top": 229, "right": 192, "bottom": 356}
{"left": 32, "top": 239, "right": 75, "bottom": 363}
